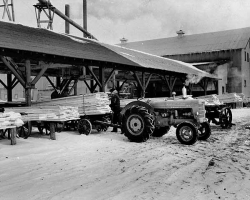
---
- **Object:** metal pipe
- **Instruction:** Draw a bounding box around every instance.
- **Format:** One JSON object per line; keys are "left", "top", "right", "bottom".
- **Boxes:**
{"left": 83, "top": 0, "right": 87, "bottom": 37}
{"left": 65, "top": 4, "right": 70, "bottom": 34}
{"left": 37, "top": 0, "right": 97, "bottom": 40}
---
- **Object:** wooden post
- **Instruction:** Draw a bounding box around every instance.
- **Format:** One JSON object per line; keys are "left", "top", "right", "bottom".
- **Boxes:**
{"left": 10, "top": 128, "right": 16, "bottom": 145}
{"left": 56, "top": 77, "right": 61, "bottom": 88}
{"left": 99, "top": 66, "right": 105, "bottom": 92}
{"left": 7, "top": 74, "right": 12, "bottom": 102}
{"left": 25, "top": 60, "right": 32, "bottom": 138}
{"left": 50, "top": 122, "right": 56, "bottom": 140}
{"left": 25, "top": 60, "right": 32, "bottom": 106}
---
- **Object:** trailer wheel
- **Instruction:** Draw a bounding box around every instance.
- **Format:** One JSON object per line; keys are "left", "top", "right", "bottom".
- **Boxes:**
{"left": 122, "top": 105, "right": 155, "bottom": 142}
{"left": 152, "top": 126, "right": 170, "bottom": 137}
{"left": 219, "top": 107, "right": 232, "bottom": 129}
{"left": 78, "top": 119, "right": 92, "bottom": 135}
{"left": 176, "top": 122, "right": 198, "bottom": 145}
{"left": 198, "top": 122, "right": 211, "bottom": 140}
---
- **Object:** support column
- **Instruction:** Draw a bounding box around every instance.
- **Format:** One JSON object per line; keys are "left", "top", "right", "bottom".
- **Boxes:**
{"left": 25, "top": 60, "right": 32, "bottom": 106}
{"left": 25, "top": 60, "right": 32, "bottom": 139}
{"left": 56, "top": 77, "right": 61, "bottom": 88}
{"left": 99, "top": 66, "right": 105, "bottom": 92}
{"left": 7, "top": 74, "right": 12, "bottom": 102}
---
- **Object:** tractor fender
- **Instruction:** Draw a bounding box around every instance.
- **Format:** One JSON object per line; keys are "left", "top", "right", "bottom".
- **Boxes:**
{"left": 120, "top": 100, "right": 154, "bottom": 117}
{"left": 175, "top": 121, "right": 198, "bottom": 129}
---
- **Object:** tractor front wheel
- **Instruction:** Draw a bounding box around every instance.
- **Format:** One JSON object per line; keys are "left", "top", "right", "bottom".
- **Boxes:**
{"left": 122, "top": 105, "right": 155, "bottom": 142}
{"left": 176, "top": 122, "right": 198, "bottom": 145}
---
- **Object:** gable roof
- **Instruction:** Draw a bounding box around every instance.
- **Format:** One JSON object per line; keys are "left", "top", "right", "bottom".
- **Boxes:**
{"left": 118, "top": 27, "right": 250, "bottom": 56}
{"left": 0, "top": 20, "right": 217, "bottom": 79}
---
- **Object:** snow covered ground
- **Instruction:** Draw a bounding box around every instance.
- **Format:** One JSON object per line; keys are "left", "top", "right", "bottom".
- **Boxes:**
{"left": 1, "top": 108, "right": 250, "bottom": 200}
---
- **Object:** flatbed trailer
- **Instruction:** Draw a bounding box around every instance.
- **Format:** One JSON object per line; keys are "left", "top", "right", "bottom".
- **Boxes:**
{"left": 205, "top": 104, "right": 234, "bottom": 128}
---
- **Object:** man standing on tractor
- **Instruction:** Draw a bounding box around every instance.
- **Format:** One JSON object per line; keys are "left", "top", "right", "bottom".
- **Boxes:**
{"left": 109, "top": 88, "right": 120, "bottom": 132}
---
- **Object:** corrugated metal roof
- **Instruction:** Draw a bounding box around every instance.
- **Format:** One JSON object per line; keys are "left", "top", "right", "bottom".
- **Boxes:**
{"left": 119, "top": 27, "right": 250, "bottom": 56}
{"left": 0, "top": 20, "right": 217, "bottom": 79}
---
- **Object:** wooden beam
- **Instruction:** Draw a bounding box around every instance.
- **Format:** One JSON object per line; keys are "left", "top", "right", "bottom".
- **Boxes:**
{"left": 11, "top": 76, "right": 17, "bottom": 86}
{"left": 25, "top": 60, "right": 32, "bottom": 106}
{"left": 31, "top": 63, "right": 49, "bottom": 85}
{"left": 133, "top": 72, "right": 143, "bottom": 90}
{"left": 0, "top": 56, "right": 26, "bottom": 87}
{"left": 83, "top": 79, "right": 91, "bottom": 92}
{"left": 7, "top": 74, "right": 12, "bottom": 102}
{"left": 69, "top": 79, "right": 79, "bottom": 95}
{"left": 104, "top": 68, "right": 115, "bottom": 86}
{"left": 86, "top": 66, "right": 102, "bottom": 88}
{"left": 117, "top": 79, "right": 127, "bottom": 91}
{"left": 11, "top": 80, "right": 19, "bottom": 89}
{"left": 145, "top": 73, "right": 153, "bottom": 89}
{"left": 99, "top": 66, "right": 105, "bottom": 92}
{"left": 45, "top": 76, "right": 56, "bottom": 90}
{"left": 0, "top": 79, "right": 7, "bottom": 89}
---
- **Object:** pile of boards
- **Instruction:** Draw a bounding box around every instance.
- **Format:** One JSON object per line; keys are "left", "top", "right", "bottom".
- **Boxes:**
{"left": 5, "top": 106, "right": 79, "bottom": 122}
{"left": 196, "top": 93, "right": 243, "bottom": 105}
{"left": 0, "top": 111, "right": 24, "bottom": 127}
{"left": 33, "top": 92, "right": 111, "bottom": 116}
{"left": 196, "top": 94, "right": 222, "bottom": 105}
{"left": 216, "top": 93, "right": 243, "bottom": 103}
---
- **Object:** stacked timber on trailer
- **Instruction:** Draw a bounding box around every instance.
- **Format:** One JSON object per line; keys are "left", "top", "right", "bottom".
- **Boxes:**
{"left": 0, "top": 111, "right": 24, "bottom": 127}
{"left": 216, "top": 93, "right": 243, "bottom": 103}
{"left": 5, "top": 106, "right": 79, "bottom": 122}
{"left": 33, "top": 92, "right": 111, "bottom": 116}
{"left": 196, "top": 94, "right": 222, "bottom": 105}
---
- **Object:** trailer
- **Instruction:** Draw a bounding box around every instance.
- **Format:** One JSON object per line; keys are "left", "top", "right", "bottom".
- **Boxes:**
{"left": 77, "top": 113, "right": 111, "bottom": 135}
{"left": 205, "top": 104, "right": 233, "bottom": 128}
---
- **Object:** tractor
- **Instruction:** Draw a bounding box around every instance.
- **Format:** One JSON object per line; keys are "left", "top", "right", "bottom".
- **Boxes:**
{"left": 119, "top": 98, "right": 211, "bottom": 145}
{"left": 79, "top": 97, "right": 211, "bottom": 145}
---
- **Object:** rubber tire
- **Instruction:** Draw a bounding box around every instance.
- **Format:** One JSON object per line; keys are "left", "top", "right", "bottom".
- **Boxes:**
{"left": 152, "top": 126, "right": 170, "bottom": 137}
{"left": 198, "top": 121, "right": 211, "bottom": 140}
{"left": 122, "top": 105, "right": 155, "bottom": 142}
{"left": 176, "top": 122, "right": 198, "bottom": 145}
{"left": 78, "top": 119, "right": 92, "bottom": 135}
{"left": 219, "top": 107, "right": 232, "bottom": 129}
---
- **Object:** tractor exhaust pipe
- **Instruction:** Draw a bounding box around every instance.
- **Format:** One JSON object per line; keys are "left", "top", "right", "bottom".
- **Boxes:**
{"left": 37, "top": 0, "right": 97, "bottom": 40}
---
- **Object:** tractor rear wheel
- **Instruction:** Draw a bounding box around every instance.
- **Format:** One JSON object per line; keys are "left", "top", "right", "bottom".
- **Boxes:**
{"left": 176, "top": 122, "right": 198, "bottom": 145}
{"left": 152, "top": 126, "right": 170, "bottom": 137}
{"left": 198, "top": 121, "right": 211, "bottom": 140}
{"left": 122, "top": 105, "right": 155, "bottom": 142}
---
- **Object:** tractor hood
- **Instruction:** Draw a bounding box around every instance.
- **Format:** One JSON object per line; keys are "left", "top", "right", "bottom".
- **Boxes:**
{"left": 144, "top": 98, "right": 206, "bottom": 109}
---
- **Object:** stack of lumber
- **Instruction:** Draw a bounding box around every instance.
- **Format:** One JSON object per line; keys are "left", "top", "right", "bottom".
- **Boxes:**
{"left": 0, "top": 111, "right": 24, "bottom": 127}
{"left": 33, "top": 95, "right": 83, "bottom": 112}
{"left": 32, "top": 92, "right": 111, "bottom": 116}
{"left": 5, "top": 106, "right": 79, "bottom": 122}
{"left": 216, "top": 93, "right": 243, "bottom": 103}
{"left": 196, "top": 94, "right": 222, "bottom": 105}
{"left": 82, "top": 93, "right": 111, "bottom": 115}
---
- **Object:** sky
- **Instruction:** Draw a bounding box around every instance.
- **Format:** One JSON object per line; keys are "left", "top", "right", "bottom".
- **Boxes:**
{"left": 3, "top": 0, "right": 250, "bottom": 44}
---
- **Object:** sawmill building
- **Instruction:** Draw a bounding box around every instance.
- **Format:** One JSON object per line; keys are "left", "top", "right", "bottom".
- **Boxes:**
{"left": 119, "top": 27, "right": 250, "bottom": 98}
